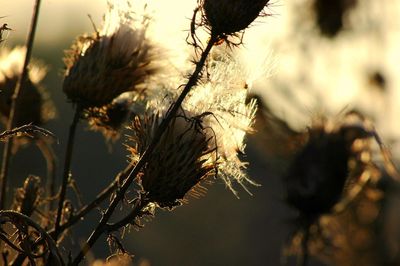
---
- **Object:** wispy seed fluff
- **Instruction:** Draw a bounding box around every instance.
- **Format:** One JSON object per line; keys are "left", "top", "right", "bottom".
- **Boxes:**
{"left": 63, "top": 0, "right": 158, "bottom": 108}
{"left": 0, "top": 47, "right": 55, "bottom": 127}
{"left": 127, "top": 114, "right": 216, "bottom": 209}
{"left": 147, "top": 51, "right": 258, "bottom": 196}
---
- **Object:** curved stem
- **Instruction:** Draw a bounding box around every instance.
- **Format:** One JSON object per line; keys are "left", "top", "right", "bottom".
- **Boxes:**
{"left": 71, "top": 34, "right": 218, "bottom": 266}
{"left": 0, "top": 210, "right": 65, "bottom": 266}
{"left": 36, "top": 139, "right": 57, "bottom": 213}
{"left": 54, "top": 107, "right": 80, "bottom": 240}
{"left": 0, "top": 0, "right": 42, "bottom": 210}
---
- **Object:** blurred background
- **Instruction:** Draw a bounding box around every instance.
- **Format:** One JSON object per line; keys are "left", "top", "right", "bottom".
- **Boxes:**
{"left": 1, "top": 0, "right": 400, "bottom": 265}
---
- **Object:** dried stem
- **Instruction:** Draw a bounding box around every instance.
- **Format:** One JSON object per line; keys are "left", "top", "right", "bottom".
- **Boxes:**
{"left": 0, "top": 0, "right": 42, "bottom": 210}
{"left": 298, "top": 226, "right": 310, "bottom": 266}
{"left": 49, "top": 165, "right": 131, "bottom": 238}
{"left": 54, "top": 106, "right": 81, "bottom": 240}
{"left": 36, "top": 139, "right": 57, "bottom": 212}
{"left": 70, "top": 33, "right": 218, "bottom": 266}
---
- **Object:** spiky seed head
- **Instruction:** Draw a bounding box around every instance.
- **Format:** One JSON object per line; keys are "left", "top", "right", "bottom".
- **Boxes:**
{"left": 0, "top": 47, "right": 55, "bottom": 127}
{"left": 63, "top": 2, "right": 158, "bottom": 108}
{"left": 13, "top": 175, "right": 41, "bottom": 216}
{"left": 127, "top": 114, "right": 216, "bottom": 209}
{"left": 201, "top": 0, "right": 270, "bottom": 37}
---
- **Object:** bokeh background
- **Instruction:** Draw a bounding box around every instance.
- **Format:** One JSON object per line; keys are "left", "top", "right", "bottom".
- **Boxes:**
{"left": 2, "top": 0, "right": 400, "bottom": 265}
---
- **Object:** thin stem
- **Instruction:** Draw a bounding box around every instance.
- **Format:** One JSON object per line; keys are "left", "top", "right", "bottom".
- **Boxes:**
{"left": 0, "top": 0, "right": 42, "bottom": 210}
{"left": 298, "top": 227, "right": 310, "bottom": 266}
{"left": 105, "top": 197, "right": 149, "bottom": 232}
{"left": 71, "top": 35, "right": 218, "bottom": 266}
{"left": 49, "top": 166, "right": 128, "bottom": 238}
{"left": 36, "top": 139, "right": 57, "bottom": 213}
{"left": 54, "top": 106, "right": 80, "bottom": 240}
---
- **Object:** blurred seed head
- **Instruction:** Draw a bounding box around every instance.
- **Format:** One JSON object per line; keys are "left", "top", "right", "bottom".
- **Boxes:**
{"left": 200, "top": 0, "right": 270, "bottom": 39}
{"left": 63, "top": 1, "right": 159, "bottom": 108}
{"left": 313, "top": 0, "right": 358, "bottom": 37}
{"left": 86, "top": 93, "right": 134, "bottom": 141}
{"left": 284, "top": 113, "right": 374, "bottom": 220}
{"left": 127, "top": 114, "right": 217, "bottom": 209}
{"left": 13, "top": 175, "right": 41, "bottom": 217}
{"left": 0, "top": 47, "right": 55, "bottom": 127}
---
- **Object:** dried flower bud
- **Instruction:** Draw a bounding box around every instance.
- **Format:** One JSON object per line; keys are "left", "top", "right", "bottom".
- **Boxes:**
{"left": 63, "top": 2, "right": 158, "bottom": 108}
{"left": 13, "top": 175, "right": 41, "bottom": 216}
{"left": 0, "top": 47, "right": 55, "bottom": 127}
{"left": 284, "top": 115, "right": 373, "bottom": 219}
{"left": 127, "top": 114, "right": 216, "bottom": 209}
{"left": 200, "top": 0, "right": 270, "bottom": 37}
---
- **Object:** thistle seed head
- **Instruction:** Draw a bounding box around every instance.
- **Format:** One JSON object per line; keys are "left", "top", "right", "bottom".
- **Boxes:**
{"left": 63, "top": 1, "right": 159, "bottom": 108}
{"left": 200, "top": 0, "right": 270, "bottom": 38}
{"left": 146, "top": 50, "right": 259, "bottom": 196}
{"left": 0, "top": 47, "right": 55, "bottom": 127}
{"left": 127, "top": 114, "right": 217, "bottom": 209}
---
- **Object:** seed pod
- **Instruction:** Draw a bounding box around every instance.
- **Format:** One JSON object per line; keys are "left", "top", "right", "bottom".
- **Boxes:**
{"left": 127, "top": 114, "right": 217, "bottom": 209}
{"left": 201, "top": 0, "right": 270, "bottom": 37}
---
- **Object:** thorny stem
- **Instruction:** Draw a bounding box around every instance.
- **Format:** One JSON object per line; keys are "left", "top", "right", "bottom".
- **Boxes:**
{"left": 298, "top": 226, "right": 310, "bottom": 266}
{"left": 54, "top": 106, "right": 81, "bottom": 240}
{"left": 0, "top": 0, "right": 42, "bottom": 210}
{"left": 71, "top": 34, "right": 218, "bottom": 265}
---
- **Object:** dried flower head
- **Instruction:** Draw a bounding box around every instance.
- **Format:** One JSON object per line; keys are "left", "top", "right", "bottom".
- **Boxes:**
{"left": 127, "top": 114, "right": 217, "bottom": 209}
{"left": 63, "top": 1, "right": 158, "bottom": 108}
{"left": 13, "top": 175, "right": 41, "bottom": 217}
{"left": 199, "top": 0, "right": 270, "bottom": 39}
{"left": 0, "top": 47, "right": 55, "bottom": 127}
{"left": 147, "top": 50, "right": 258, "bottom": 196}
{"left": 284, "top": 112, "right": 374, "bottom": 220}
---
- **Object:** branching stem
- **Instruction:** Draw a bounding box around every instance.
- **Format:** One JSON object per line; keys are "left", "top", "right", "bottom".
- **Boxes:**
{"left": 0, "top": 0, "right": 42, "bottom": 210}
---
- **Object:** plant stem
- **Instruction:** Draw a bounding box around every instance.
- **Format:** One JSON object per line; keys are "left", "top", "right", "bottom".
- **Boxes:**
{"left": 36, "top": 139, "right": 57, "bottom": 213}
{"left": 49, "top": 165, "right": 129, "bottom": 238}
{"left": 71, "top": 35, "right": 218, "bottom": 266}
{"left": 298, "top": 227, "right": 310, "bottom": 266}
{"left": 0, "top": 0, "right": 42, "bottom": 210}
{"left": 11, "top": 165, "right": 127, "bottom": 265}
{"left": 54, "top": 106, "right": 80, "bottom": 240}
